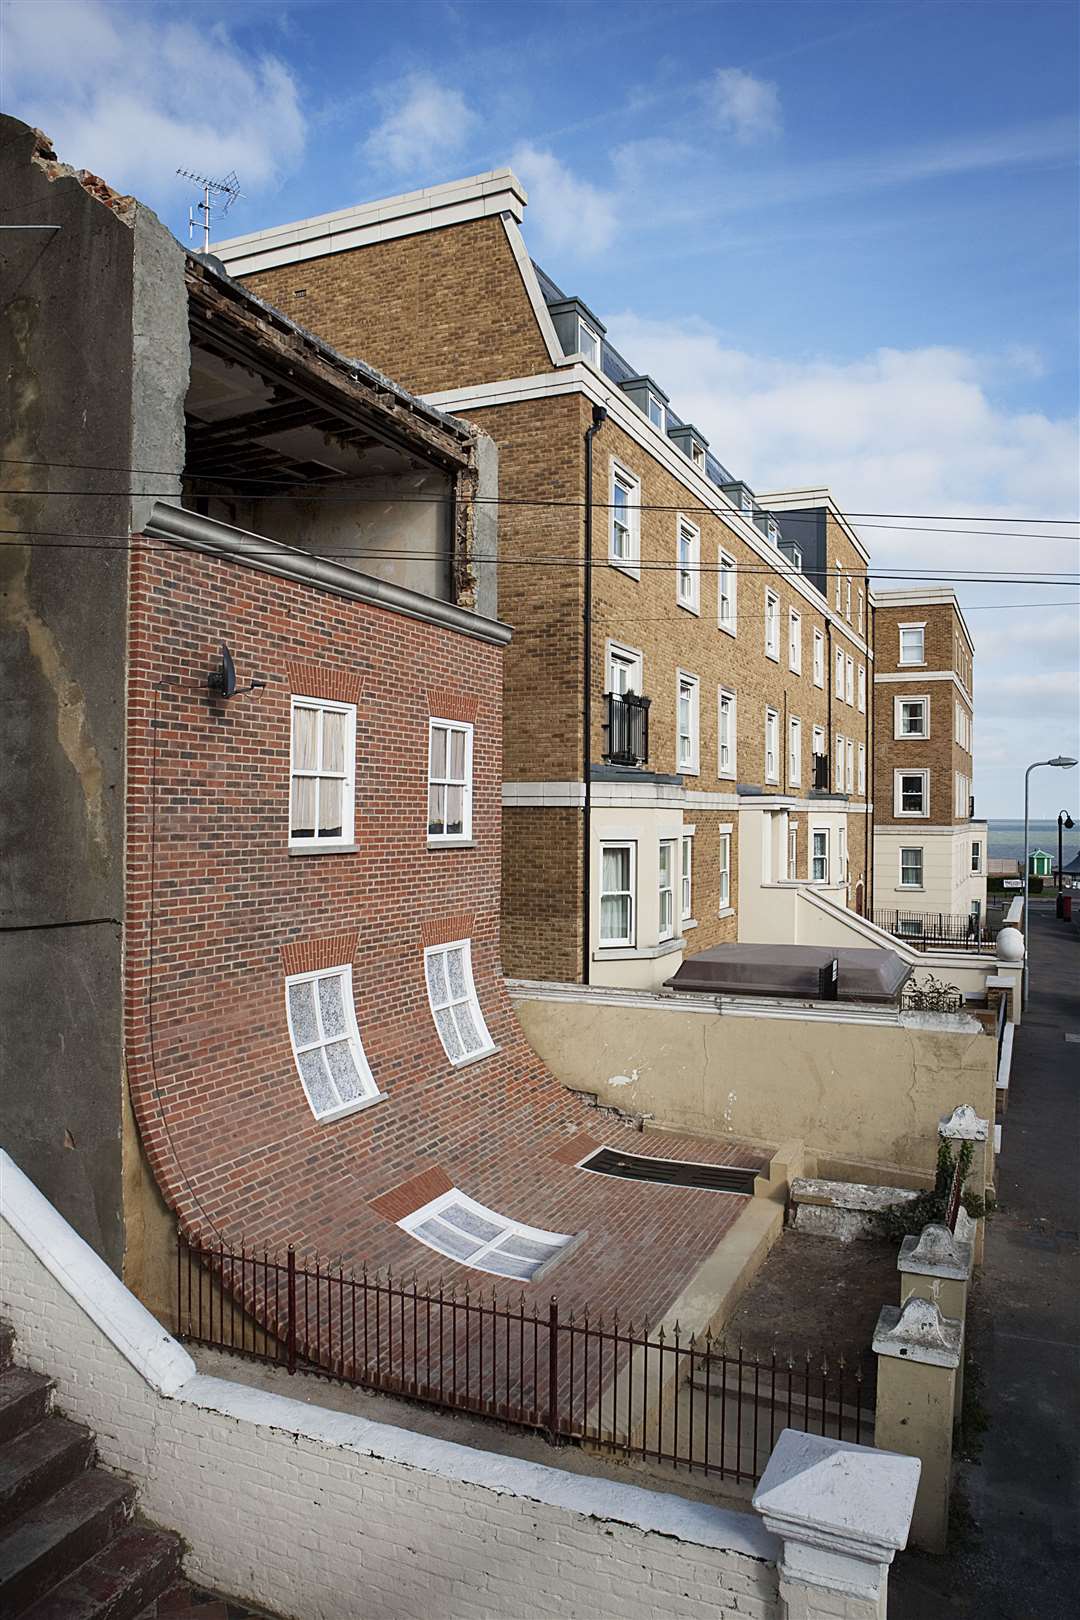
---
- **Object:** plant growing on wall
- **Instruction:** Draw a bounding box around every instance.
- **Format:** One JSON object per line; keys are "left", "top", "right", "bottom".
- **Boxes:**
{"left": 877, "top": 1139, "right": 991, "bottom": 1242}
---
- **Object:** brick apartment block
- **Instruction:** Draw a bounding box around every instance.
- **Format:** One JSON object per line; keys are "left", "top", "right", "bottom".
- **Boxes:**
{"left": 872, "top": 590, "right": 987, "bottom": 926}
{"left": 217, "top": 171, "right": 879, "bottom": 988}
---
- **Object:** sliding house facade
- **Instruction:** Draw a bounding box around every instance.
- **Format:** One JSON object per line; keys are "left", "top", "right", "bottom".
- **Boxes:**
{"left": 216, "top": 170, "right": 875, "bottom": 989}
{"left": 872, "top": 589, "right": 987, "bottom": 932}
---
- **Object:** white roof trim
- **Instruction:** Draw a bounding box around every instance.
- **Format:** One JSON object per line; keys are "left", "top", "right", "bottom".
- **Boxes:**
{"left": 499, "top": 215, "right": 563, "bottom": 365}
{"left": 756, "top": 487, "right": 872, "bottom": 566}
{"left": 212, "top": 169, "right": 527, "bottom": 277}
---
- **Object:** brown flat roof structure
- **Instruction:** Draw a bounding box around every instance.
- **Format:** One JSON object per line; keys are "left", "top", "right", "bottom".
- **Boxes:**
{"left": 664, "top": 944, "right": 912, "bottom": 1003}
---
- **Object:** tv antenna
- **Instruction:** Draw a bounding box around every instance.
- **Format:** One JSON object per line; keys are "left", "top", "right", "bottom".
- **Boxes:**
{"left": 176, "top": 168, "right": 241, "bottom": 253}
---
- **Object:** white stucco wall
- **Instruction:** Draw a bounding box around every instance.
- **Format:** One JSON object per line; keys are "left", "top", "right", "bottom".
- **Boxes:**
{"left": 0, "top": 1151, "right": 780, "bottom": 1620}
{"left": 874, "top": 824, "right": 988, "bottom": 919}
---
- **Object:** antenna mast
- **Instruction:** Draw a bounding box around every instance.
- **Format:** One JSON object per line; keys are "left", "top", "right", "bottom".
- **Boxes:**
{"left": 176, "top": 168, "right": 242, "bottom": 253}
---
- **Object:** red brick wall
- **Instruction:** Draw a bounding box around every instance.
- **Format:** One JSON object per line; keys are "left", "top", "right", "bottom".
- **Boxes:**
{"left": 123, "top": 537, "right": 762, "bottom": 1325}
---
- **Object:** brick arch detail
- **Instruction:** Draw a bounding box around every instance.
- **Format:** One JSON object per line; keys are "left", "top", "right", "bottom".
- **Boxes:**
{"left": 279, "top": 933, "right": 361, "bottom": 977}
{"left": 285, "top": 660, "right": 366, "bottom": 705}
{"left": 425, "top": 690, "right": 479, "bottom": 724}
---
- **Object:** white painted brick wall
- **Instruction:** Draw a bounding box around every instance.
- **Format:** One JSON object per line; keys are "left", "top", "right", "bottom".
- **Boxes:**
{"left": 0, "top": 1167, "right": 779, "bottom": 1620}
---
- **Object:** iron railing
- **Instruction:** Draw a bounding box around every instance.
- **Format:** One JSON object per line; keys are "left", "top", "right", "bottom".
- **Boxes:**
{"left": 177, "top": 1233, "right": 871, "bottom": 1484}
{"left": 873, "top": 908, "right": 994, "bottom": 952}
{"left": 945, "top": 1154, "right": 965, "bottom": 1233}
{"left": 811, "top": 753, "right": 829, "bottom": 791}
{"left": 603, "top": 691, "right": 650, "bottom": 767}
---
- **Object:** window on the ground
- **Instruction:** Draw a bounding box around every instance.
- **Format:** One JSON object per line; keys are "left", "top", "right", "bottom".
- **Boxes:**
{"left": 900, "top": 847, "right": 924, "bottom": 888}
{"left": 424, "top": 940, "right": 495, "bottom": 1064}
{"left": 428, "top": 719, "right": 473, "bottom": 843}
{"left": 285, "top": 965, "right": 379, "bottom": 1120}
{"left": 289, "top": 697, "right": 356, "bottom": 848}
{"left": 399, "top": 1190, "right": 572, "bottom": 1281}
{"left": 600, "top": 841, "right": 635, "bottom": 945}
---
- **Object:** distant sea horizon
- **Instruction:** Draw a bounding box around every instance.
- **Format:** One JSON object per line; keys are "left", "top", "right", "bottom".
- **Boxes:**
{"left": 987, "top": 819, "right": 1076, "bottom": 862}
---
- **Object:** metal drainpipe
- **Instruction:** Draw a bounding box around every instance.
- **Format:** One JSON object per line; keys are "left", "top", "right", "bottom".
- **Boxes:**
{"left": 867, "top": 599, "right": 875, "bottom": 916}
{"left": 826, "top": 619, "right": 834, "bottom": 789}
{"left": 581, "top": 405, "right": 607, "bottom": 985}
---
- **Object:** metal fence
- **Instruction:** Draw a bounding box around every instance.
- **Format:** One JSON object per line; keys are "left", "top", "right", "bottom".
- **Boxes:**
{"left": 873, "top": 908, "right": 994, "bottom": 952}
{"left": 177, "top": 1233, "right": 872, "bottom": 1484}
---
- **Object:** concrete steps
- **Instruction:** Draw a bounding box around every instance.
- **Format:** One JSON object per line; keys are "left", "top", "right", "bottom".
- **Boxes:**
{"left": 0, "top": 1321, "right": 182, "bottom": 1618}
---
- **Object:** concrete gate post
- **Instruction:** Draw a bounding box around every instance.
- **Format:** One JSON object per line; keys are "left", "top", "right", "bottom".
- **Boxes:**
{"left": 898, "top": 1223, "right": 973, "bottom": 1407}
{"left": 873, "top": 1297, "right": 962, "bottom": 1553}
{"left": 753, "top": 1429, "right": 920, "bottom": 1620}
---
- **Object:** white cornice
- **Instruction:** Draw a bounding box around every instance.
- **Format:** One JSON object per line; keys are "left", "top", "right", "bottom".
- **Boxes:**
{"left": 499, "top": 216, "right": 563, "bottom": 365}
{"left": 432, "top": 370, "right": 874, "bottom": 655}
{"left": 874, "top": 670, "right": 972, "bottom": 705}
{"left": 502, "top": 781, "right": 869, "bottom": 812}
{"left": 873, "top": 588, "right": 975, "bottom": 656}
{"left": 212, "top": 169, "right": 527, "bottom": 277}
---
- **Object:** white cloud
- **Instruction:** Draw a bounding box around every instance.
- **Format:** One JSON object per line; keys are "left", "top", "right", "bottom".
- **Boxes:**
{"left": 704, "top": 67, "right": 782, "bottom": 144}
{"left": 363, "top": 72, "right": 476, "bottom": 174}
{"left": 4, "top": 0, "right": 305, "bottom": 200}
{"left": 510, "top": 145, "right": 617, "bottom": 258}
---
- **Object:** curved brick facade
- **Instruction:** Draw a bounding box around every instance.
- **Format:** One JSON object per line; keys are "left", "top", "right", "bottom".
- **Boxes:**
{"left": 124, "top": 538, "right": 762, "bottom": 1328}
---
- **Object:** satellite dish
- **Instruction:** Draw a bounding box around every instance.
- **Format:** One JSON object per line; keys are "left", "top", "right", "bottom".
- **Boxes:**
{"left": 208, "top": 643, "right": 238, "bottom": 698}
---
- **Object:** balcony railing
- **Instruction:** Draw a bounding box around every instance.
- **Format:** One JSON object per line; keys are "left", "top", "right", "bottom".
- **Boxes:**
{"left": 603, "top": 691, "right": 651, "bottom": 767}
{"left": 969, "top": 795, "right": 975, "bottom": 819}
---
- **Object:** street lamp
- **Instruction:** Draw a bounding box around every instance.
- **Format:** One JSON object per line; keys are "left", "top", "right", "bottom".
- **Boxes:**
{"left": 1023, "top": 756, "right": 1078, "bottom": 1004}
{"left": 1056, "top": 810, "right": 1075, "bottom": 891}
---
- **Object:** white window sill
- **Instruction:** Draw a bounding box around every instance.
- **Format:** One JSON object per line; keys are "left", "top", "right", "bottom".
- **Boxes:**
{"left": 895, "top": 811, "right": 930, "bottom": 819}
{"left": 898, "top": 661, "right": 926, "bottom": 669}
{"left": 765, "top": 650, "right": 780, "bottom": 663}
{"left": 718, "top": 770, "right": 737, "bottom": 782}
{"left": 682, "top": 918, "right": 698, "bottom": 930}
{"left": 289, "top": 842, "right": 359, "bottom": 856}
{"left": 313, "top": 1091, "right": 388, "bottom": 1124}
{"left": 679, "top": 764, "right": 701, "bottom": 778}
{"left": 718, "top": 906, "right": 734, "bottom": 919}
{"left": 428, "top": 838, "right": 477, "bottom": 850}
{"left": 445, "top": 1043, "right": 500, "bottom": 1070}
{"left": 898, "top": 886, "right": 925, "bottom": 893}
{"left": 788, "top": 780, "right": 802, "bottom": 791}
{"left": 813, "top": 679, "right": 824, "bottom": 690}
{"left": 764, "top": 777, "right": 780, "bottom": 787}
{"left": 677, "top": 599, "right": 701, "bottom": 616}
{"left": 593, "top": 938, "right": 685, "bottom": 962}
{"left": 609, "top": 559, "right": 641, "bottom": 580}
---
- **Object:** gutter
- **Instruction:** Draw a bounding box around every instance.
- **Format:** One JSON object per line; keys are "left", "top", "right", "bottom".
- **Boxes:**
{"left": 581, "top": 405, "right": 607, "bottom": 984}
{"left": 142, "top": 503, "right": 513, "bottom": 647}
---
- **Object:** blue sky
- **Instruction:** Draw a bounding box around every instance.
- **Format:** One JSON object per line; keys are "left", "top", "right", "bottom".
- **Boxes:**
{"left": 3, "top": 0, "right": 1078, "bottom": 816}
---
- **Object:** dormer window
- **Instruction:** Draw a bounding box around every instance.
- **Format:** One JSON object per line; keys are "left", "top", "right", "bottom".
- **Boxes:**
{"left": 767, "top": 519, "right": 780, "bottom": 543}
{"left": 691, "top": 442, "right": 705, "bottom": 469}
{"left": 548, "top": 297, "right": 606, "bottom": 371}
{"left": 648, "top": 393, "right": 665, "bottom": 430}
{"left": 740, "top": 489, "right": 753, "bottom": 513}
{"left": 577, "top": 322, "right": 601, "bottom": 367}
{"left": 668, "top": 423, "right": 709, "bottom": 471}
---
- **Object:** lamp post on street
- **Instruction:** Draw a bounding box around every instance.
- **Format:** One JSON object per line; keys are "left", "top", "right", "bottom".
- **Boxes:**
{"left": 1056, "top": 810, "right": 1074, "bottom": 891}
{"left": 1023, "top": 757, "right": 1077, "bottom": 1004}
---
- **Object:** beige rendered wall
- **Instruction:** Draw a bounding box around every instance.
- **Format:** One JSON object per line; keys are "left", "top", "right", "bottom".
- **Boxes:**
{"left": 512, "top": 989, "right": 997, "bottom": 1186}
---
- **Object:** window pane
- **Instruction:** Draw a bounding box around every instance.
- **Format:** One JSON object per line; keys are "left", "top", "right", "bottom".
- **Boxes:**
{"left": 414, "top": 1216, "right": 481, "bottom": 1260}
{"left": 433, "top": 1005, "right": 463, "bottom": 1060}
{"left": 496, "top": 1232, "right": 562, "bottom": 1264}
{"left": 602, "top": 846, "right": 630, "bottom": 893}
{"left": 659, "top": 843, "right": 673, "bottom": 883}
{"left": 292, "top": 706, "right": 318, "bottom": 771}
{"left": 449, "top": 729, "right": 466, "bottom": 780}
{"left": 425, "top": 951, "right": 448, "bottom": 1005}
{"left": 430, "top": 725, "right": 447, "bottom": 780}
{"left": 321, "top": 709, "right": 346, "bottom": 774}
{"left": 453, "top": 998, "right": 482, "bottom": 1054}
{"left": 298, "top": 1048, "right": 336, "bottom": 1115}
{"left": 441, "top": 1203, "right": 503, "bottom": 1243}
{"left": 480, "top": 1249, "right": 536, "bottom": 1281}
{"left": 318, "top": 776, "right": 343, "bottom": 838}
{"left": 288, "top": 981, "right": 319, "bottom": 1047}
{"left": 428, "top": 783, "right": 446, "bottom": 836}
{"left": 601, "top": 894, "right": 630, "bottom": 938}
{"left": 291, "top": 776, "right": 316, "bottom": 839}
{"left": 317, "top": 974, "right": 347, "bottom": 1039}
{"left": 446, "top": 947, "right": 467, "bottom": 1001}
{"left": 445, "top": 784, "right": 464, "bottom": 836}
{"left": 324, "top": 1039, "right": 364, "bottom": 1101}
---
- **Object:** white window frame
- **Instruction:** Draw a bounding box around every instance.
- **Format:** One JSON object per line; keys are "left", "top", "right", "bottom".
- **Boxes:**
{"left": 576, "top": 321, "right": 601, "bottom": 368}
{"left": 788, "top": 608, "right": 802, "bottom": 674}
{"left": 835, "top": 732, "right": 845, "bottom": 792}
{"left": 399, "top": 1189, "right": 571, "bottom": 1282}
{"left": 719, "top": 831, "right": 731, "bottom": 909}
{"left": 658, "top": 838, "right": 676, "bottom": 942}
{"left": 788, "top": 716, "right": 802, "bottom": 788}
{"left": 677, "top": 671, "right": 700, "bottom": 776}
{"left": 788, "top": 822, "right": 799, "bottom": 881}
{"left": 835, "top": 646, "right": 845, "bottom": 702}
{"left": 427, "top": 718, "right": 474, "bottom": 845}
{"left": 647, "top": 392, "right": 665, "bottom": 431}
{"left": 812, "top": 723, "right": 826, "bottom": 757}
{"left": 765, "top": 707, "right": 780, "bottom": 785}
{"left": 857, "top": 664, "right": 866, "bottom": 713}
{"left": 895, "top": 768, "right": 930, "bottom": 818}
{"left": 894, "top": 695, "right": 930, "bottom": 739}
{"left": 765, "top": 590, "right": 781, "bottom": 661}
{"left": 599, "top": 840, "right": 636, "bottom": 947}
{"left": 857, "top": 591, "right": 864, "bottom": 635}
{"left": 606, "top": 640, "right": 644, "bottom": 696}
{"left": 718, "top": 686, "right": 737, "bottom": 780}
{"left": 675, "top": 516, "right": 701, "bottom": 614}
{"left": 845, "top": 577, "right": 852, "bottom": 622}
{"left": 718, "top": 549, "right": 738, "bottom": 635}
{"left": 609, "top": 461, "right": 641, "bottom": 576}
{"left": 812, "top": 628, "right": 825, "bottom": 689}
{"left": 899, "top": 847, "right": 924, "bottom": 889}
{"left": 285, "top": 964, "right": 379, "bottom": 1121}
{"left": 424, "top": 939, "right": 496, "bottom": 1066}
{"left": 845, "top": 655, "right": 855, "bottom": 706}
{"left": 834, "top": 569, "right": 842, "bottom": 611}
{"left": 971, "top": 840, "right": 982, "bottom": 874}
{"left": 681, "top": 831, "right": 694, "bottom": 923}
{"left": 846, "top": 737, "right": 854, "bottom": 794}
{"left": 811, "top": 827, "right": 829, "bottom": 883}
{"left": 288, "top": 695, "right": 357, "bottom": 851}
{"left": 858, "top": 742, "right": 866, "bottom": 796}
{"left": 899, "top": 622, "right": 926, "bottom": 666}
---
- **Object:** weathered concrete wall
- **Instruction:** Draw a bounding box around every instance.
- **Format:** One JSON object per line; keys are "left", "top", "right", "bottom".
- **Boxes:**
{"left": 511, "top": 985, "right": 997, "bottom": 1186}
{"left": 0, "top": 116, "right": 186, "bottom": 1269}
